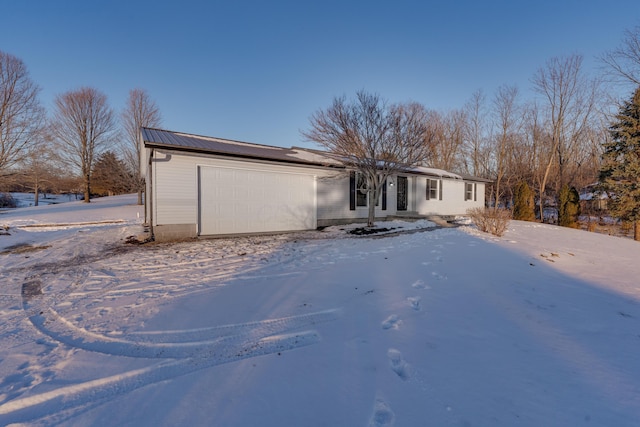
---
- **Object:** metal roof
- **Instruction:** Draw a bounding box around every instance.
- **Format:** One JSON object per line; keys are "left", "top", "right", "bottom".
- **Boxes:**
{"left": 140, "top": 127, "right": 490, "bottom": 182}
{"left": 141, "top": 127, "right": 338, "bottom": 167}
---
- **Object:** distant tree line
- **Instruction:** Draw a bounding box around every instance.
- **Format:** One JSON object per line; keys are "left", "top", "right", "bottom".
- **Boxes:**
{"left": 0, "top": 51, "right": 161, "bottom": 205}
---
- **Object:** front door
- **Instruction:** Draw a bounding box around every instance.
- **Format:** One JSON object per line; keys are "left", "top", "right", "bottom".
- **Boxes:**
{"left": 397, "top": 176, "right": 408, "bottom": 211}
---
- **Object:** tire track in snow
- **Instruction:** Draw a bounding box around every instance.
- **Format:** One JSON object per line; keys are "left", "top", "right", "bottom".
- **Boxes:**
{"left": 0, "top": 329, "right": 322, "bottom": 425}
{"left": 2, "top": 232, "right": 350, "bottom": 424}
{"left": 22, "top": 279, "right": 338, "bottom": 359}
{"left": 125, "top": 309, "right": 340, "bottom": 343}
{"left": 4, "top": 281, "right": 339, "bottom": 424}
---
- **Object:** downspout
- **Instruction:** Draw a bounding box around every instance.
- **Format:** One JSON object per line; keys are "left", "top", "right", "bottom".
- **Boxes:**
{"left": 148, "top": 148, "right": 154, "bottom": 240}
{"left": 147, "top": 150, "right": 172, "bottom": 241}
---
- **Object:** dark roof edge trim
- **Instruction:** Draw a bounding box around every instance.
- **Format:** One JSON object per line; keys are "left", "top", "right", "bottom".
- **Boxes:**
{"left": 145, "top": 142, "right": 345, "bottom": 169}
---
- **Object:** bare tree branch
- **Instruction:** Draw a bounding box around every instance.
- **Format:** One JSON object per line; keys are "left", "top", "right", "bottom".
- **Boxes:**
{"left": 600, "top": 25, "right": 640, "bottom": 87}
{"left": 490, "top": 84, "right": 522, "bottom": 208}
{"left": 0, "top": 51, "right": 44, "bottom": 173}
{"left": 531, "top": 54, "right": 602, "bottom": 222}
{"left": 49, "top": 87, "right": 117, "bottom": 203}
{"left": 463, "top": 89, "right": 490, "bottom": 177}
{"left": 121, "top": 88, "right": 162, "bottom": 204}
{"left": 303, "top": 91, "right": 433, "bottom": 227}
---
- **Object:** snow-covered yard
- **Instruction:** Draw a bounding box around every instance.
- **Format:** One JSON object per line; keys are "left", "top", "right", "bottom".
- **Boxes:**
{"left": 1, "top": 192, "right": 81, "bottom": 209}
{"left": 1, "top": 194, "right": 639, "bottom": 426}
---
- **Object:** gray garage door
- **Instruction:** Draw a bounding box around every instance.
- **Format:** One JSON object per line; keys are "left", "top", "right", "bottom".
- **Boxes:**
{"left": 199, "top": 165, "right": 316, "bottom": 235}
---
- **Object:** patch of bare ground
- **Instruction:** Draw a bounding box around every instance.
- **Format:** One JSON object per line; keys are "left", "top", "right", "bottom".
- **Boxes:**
{"left": 579, "top": 220, "right": 636, "bottom": 240}
{"left": 0, "top": 243, "right": 51, "bottom": 255}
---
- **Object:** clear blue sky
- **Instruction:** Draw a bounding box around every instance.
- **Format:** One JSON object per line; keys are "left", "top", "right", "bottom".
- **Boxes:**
{"left": 2, "top": 0, "right": 639, "bottom": 149}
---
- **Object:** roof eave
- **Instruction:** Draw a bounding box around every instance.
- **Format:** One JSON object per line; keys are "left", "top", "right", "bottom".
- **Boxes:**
{"left": 143, "top": 141, "right": 345, "bottom": 169}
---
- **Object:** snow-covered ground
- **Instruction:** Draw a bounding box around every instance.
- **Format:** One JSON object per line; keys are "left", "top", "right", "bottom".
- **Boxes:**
{"left": 1, "top": 192, "right": 80, "bottom": 209}
{"left": 1, "top": 195, "right": 639, "bottom": 426}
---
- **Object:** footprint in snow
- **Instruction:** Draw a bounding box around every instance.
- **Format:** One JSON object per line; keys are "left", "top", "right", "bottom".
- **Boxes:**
{"left": 431, "top": 271, "right": 446, "bottom": 280}
{"left": 407, "top": 296, "right": 421, "bottom": 311}
{"left": 369, "top": 398, "right": 395, "bottom": 427}
{"left": 411, "top": 279, "right": 430, "bottom": 290}
{"left": 388, "top": 348, "right": 411, "bottom": 380}
{"left": 381, "top": 314, "right": 401, "bottom": 330}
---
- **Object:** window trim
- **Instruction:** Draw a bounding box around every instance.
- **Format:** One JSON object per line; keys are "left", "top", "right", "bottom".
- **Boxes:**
{"left": 426, "top": 178, "right": 441, "bottom": 201}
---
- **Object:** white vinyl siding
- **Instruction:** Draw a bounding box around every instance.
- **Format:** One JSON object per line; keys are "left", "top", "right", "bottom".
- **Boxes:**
{"left": 316, "top": 172, "right": 394, "bottom": 222}
{"left": 151, "top": 150, "right": 321, "bottom": 234}
{"left": 416, "top": 179, "right": 485, "bottom": 216}
{"left": 153, "top": 152, "right": 198, "bottom": 226}
{"left": 147, "top": 147, "right": 487, "bottom": 235}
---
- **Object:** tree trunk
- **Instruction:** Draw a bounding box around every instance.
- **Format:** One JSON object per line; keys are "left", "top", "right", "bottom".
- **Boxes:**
{"left": 34, "top": 182, "right": 39, "bottom": 207}
{"left": 367, "top": 189, "right": 375, "bottom": 228}
{"left": 136, "top": 176, "right": 144, "bottom": 205}
{"left": 84, "top": 175, "right": 91, "bottom": 203}
{"left": 538, "top": 159, "right": 553, "bottom": 222}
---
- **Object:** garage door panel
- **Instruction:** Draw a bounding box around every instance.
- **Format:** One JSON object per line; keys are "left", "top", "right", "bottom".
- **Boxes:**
{"left": 199, "top": 166, "right": 316, "bottom": 235}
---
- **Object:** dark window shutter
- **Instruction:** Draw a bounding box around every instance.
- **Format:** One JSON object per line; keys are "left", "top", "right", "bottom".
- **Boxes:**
{"left": 349, "top": 171, "right": 356, "bottom": 210}
{"left": 426, "top": 179, "right": 430, "bottom": 200}
{"left": 439, "top": 179, "right": 443, "bottom": 201}
{"left": 474, "top": 183, "right": 477, "bottom": 201}
{"left": 382, "top": 179, "right": 387, "bottom": 210}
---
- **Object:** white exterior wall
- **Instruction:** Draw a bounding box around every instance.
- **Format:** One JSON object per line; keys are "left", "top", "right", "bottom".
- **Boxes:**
{"left": 145, "top": 146, "right": 488, "bottom": 238}
{"left": 153, "top": 152, "right": 198, "bottom": 226}
{"left": 415, "top": 178, "right": 485, "bottom": 216}
{"left": 316, "top": 173, "right": 487, "bottom": 223}
{"left": 316, "top": 172, "right": 397, "bottom": 223}
{"left": 150, "top": 150, "right": 327, "bottom": 235}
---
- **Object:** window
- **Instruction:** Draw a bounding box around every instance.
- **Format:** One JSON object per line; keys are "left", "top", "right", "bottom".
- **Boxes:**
{"left": 349, "top": 172, "right": 386, "bottom": 210}
{"left": 465, "top": 182, "right": 477, "bottom": 201}
{"left": 356, "top": 172, "right": 368, "bottom": 207}
{"left": 426, "top": 179, "right": 441, "bottom": 200}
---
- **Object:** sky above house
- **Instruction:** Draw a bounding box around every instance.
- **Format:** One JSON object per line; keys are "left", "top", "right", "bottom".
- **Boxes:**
{"left": 2, "top": 0, "right": 639, "bottom": 149}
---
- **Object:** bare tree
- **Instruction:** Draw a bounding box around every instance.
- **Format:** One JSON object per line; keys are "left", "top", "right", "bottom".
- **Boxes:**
{"left": 20, "top": 134, "right": 63, "bottom": 206}
{"left": 490, "top": 84, "right": 522, "bottom": 208}
{"left": 463, "top": 89, "right": 490, "bottom": 177}
{"left": 601, "top": 25, "right": 640, "bottom": 87}
{"left": 121, "top": 88, "right": 162, "bottom": 205}
{"left": 519, "top": 102, "right": 549, "bottom": 219}
{"left": 531, "top": 54, "right": 600, "bottom": 219}
{"left": 50, "top": 87, "right": 117, "bottom": 203}
{"left": 430, "top": 109, "right": 467, "bottom": 172}
{"left": 303, "top": 91, "right": 434, "bottom": 227}
{"left": 0, "top": 51, "right": 44, "bottom": 175}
